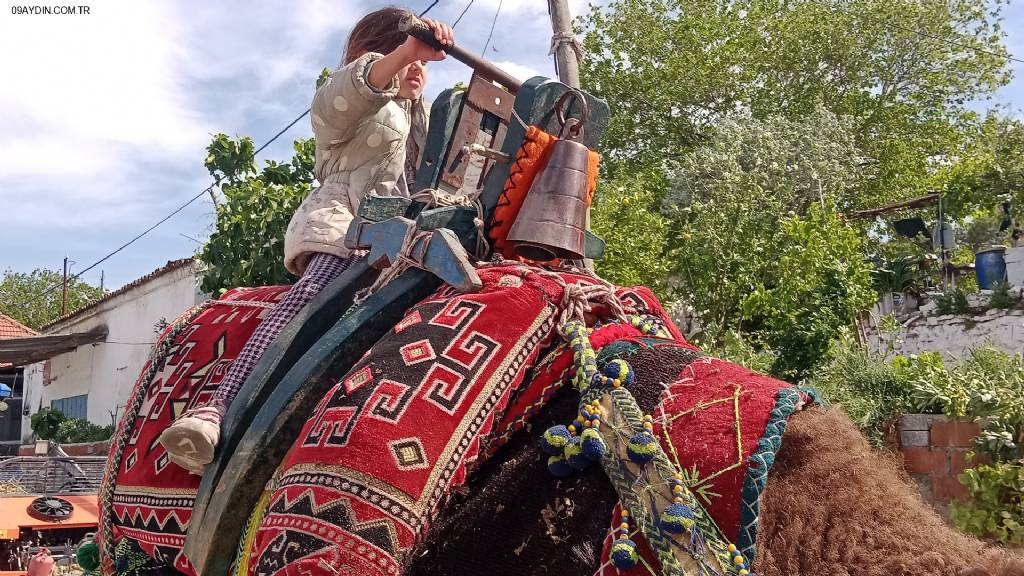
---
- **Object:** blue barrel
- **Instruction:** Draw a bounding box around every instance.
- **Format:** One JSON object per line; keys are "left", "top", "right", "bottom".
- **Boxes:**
{"left": 975, "top": 247, "right": 1007, "bottom": 289}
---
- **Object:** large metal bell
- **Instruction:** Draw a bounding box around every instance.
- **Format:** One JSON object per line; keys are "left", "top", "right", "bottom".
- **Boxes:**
{"left": 507, "top": 90, "right": 592, "bottom": 262}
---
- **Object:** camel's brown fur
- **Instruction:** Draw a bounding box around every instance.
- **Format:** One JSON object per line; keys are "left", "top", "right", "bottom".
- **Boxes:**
{"left": 757, "top": 406, "right": 1024, "bottom": 576}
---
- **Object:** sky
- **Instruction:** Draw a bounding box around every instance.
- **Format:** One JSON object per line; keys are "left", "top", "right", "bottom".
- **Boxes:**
{"left": 0, "top": 0, "right": 1021, "bottom": 291}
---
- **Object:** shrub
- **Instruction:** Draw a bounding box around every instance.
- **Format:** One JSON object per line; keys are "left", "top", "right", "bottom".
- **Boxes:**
{"left": 54, "top": 418, "right": 115, "bottom": 444}
{"left": 30, "top": 407, "right": 66, "bottom": 440}
{"left": 708, "top": 329, "right": 777, "bottom": 376}
{"left": 935, "top": 288, "right": 970, "bottom": 315}
{"left": 807, "top": 338, "right": 919, "bottom": 447}
{"left": 950, "top": 459, "right": 1024, "bottom": 545}
{"left": 903, "top": 346, "right": 1024, "bottom": 544}
{"left": 989, "top": 281, "right": 1022, "bottom": 310}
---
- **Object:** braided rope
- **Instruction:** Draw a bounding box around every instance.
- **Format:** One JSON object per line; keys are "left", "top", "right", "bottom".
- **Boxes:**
{"left": 217, "top": 300, "right": 277, "bottom": 310}
{"left": 98, "top": 300, "right": 213, "bottom": 575}
{"left": 355, "top": 186, "right": 493, "bottom": 304}
{"left": 479, "top": 262, "right": 631, "bottom": 334}
{"left": 602, "top": 388, "right": 685, "bottom": 575}
{"left": 557, "top": 311, "right": 740, "bottom": 575}
{"left": 409, "top": 187, "right": 489, "bottom": 259}
{"left": 353, "top": 229, "right": 434, "bottom": 305}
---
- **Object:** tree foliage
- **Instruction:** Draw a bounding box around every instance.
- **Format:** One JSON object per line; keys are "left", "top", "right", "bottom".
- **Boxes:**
{"left": 198, "top": 134, "right": 316, "bottom": 293}
{"left": 937, "top": 114, "right": 1024, "bottom": 220}
{"left": 663, "top": 109, "right": 875, "bottom": 379}
{"left": 591, "top": 171, "right": 673, "bottom": 299}
{"left": 30, "top": 407, "right": 65, "bottom": 440}
{"left": 580, "top": 0, "right": 1011, "bottom": 206}
{"left": 744, "top": 205, "right": 876, "bottom": 379}
{"left": 0, "top": 268, "right": 103, "bottom": 330}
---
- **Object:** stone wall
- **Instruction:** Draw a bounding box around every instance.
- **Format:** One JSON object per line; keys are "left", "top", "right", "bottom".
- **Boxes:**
{"left": 863, "top": 299, "right": 1024, "bottom": 360}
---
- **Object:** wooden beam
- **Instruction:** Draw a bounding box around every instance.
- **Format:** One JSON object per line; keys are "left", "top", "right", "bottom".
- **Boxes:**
{"left": 847, "top": 193, "right": 941, "bottom": 220}
{"left": 0, "top": 325, "right": 108, "bottom": 366}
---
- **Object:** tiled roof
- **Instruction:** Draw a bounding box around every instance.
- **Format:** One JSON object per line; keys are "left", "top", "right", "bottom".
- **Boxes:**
{"left": 42, "top": 258, "right": 195, "bottom": 331}
{"left": 0, "top": 313, "right": 38, "bottom": 340}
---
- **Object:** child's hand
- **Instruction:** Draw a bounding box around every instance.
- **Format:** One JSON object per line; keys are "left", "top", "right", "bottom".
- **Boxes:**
{"left": 401, "top": 17, "right": 453, "bottom": 62}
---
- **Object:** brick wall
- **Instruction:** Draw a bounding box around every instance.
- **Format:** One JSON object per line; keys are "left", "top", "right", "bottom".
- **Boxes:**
{"left": 898, "top": 414, "right": 988, "bottom": 506}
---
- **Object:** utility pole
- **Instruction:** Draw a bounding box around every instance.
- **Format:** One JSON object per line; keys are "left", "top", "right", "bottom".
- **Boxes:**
{"left": 61, "top": 257, "right": 69, "bottom": 316}
{"left": 548, "top": 0, "right": 581, "bottom": 88}
{"left": 549, "top": 0, "right": 593, "bottom": 270}
{"left": 100, "top": 270, "right": 105, "bottom": 294}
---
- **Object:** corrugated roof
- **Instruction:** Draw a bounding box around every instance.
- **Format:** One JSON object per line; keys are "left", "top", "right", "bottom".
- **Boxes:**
{"left": 0, "top": 313, "right": 38, "bottom": 340}
{"left": 42, "top": 258, "right": 194, "bottom": 331}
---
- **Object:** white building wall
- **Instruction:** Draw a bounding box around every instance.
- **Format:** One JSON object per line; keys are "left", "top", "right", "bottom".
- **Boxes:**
{"left": 22, "top": 262, "right": 204, "bottom": 441}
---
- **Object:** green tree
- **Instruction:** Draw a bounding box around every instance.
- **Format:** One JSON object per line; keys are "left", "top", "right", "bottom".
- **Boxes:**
{"left": 937, "top": 114, "right": 1024, "bottom": 220}
{"left": 198, "top": 134, "right": 316, "bottom": 294}
{"left": 0, "top": 269, "right": 104, "bottom": 330}
{"left": 742, "top": 205, "right": 876, "bottom": 379}
{"left": 591, "top": 171, "right": 673, "bottom": 299}
{"left": 198, "top": 69, "right": 332, "bottom": 294}
{"left": 663, "top": 109, "right": 875, "bottom": 378}
{"left": 580, "top": 0, "right": 1010, "bottom": 206}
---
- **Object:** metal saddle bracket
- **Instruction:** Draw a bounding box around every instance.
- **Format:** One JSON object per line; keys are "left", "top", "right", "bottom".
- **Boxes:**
{"left": 345, "top": 215, "right": 482, "bottom": 293}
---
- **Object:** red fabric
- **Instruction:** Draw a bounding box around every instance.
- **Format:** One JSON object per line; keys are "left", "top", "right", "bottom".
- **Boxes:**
{"left": 595, "top": 357, "right": 800, "bottom": 576}
{"left": 107, "top": 286, "right": 290, "bottom": 576}
{"left": 245, "top": 266, "right": 576, "bottom": 576}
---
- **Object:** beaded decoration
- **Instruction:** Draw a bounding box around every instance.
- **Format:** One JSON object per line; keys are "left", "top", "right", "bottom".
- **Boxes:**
{"left": 541, "top": 315, "right": 752, "bottom": 576}
{"left": 610, "top": 509, "right": 639, "bottom": 570}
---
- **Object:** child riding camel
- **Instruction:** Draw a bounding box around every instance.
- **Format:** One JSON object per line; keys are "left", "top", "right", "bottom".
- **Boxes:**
{"left": 159, "top": 8, "right": 454, "bottom": 473}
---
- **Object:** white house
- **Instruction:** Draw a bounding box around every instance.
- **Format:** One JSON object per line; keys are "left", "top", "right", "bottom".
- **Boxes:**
{"left": 21, "top": 259, "right": 204, "bottom": 441}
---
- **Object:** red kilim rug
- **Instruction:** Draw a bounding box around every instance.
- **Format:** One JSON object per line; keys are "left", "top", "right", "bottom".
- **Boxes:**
{"left": 102, "top": 286, "right": 290, "bottom": 576}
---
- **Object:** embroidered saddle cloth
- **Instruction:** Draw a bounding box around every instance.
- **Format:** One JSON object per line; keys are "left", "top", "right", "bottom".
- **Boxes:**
{"left": 403, "top": 326, "right": 816, "bottom": 575}
{"left": 100, "top": 286, "right": 290, "bottom": 575}
{"left": 238, "top": 266, "right": 672, "bottom": 576}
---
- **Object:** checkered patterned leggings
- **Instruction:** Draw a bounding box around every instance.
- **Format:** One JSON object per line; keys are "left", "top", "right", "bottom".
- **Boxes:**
{"left": 211, "top": 252, "right": 353, "bottom": 409}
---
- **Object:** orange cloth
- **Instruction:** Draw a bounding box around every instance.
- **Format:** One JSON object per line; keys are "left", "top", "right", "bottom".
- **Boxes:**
{"left": 489, "top": 125, "right": 600, "bottom": 260}
{"left": 0, "top": 495, "right": 99, "bottom": 540}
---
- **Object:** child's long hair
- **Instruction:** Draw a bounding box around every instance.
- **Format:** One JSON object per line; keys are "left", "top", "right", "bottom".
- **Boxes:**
{"left": 344, "top": 7, "right": 411, "bottom": 65}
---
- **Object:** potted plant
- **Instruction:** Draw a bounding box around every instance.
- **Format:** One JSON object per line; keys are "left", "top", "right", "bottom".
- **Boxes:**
{"left": 872, "top": 256, "right": 924, "bottom": 315}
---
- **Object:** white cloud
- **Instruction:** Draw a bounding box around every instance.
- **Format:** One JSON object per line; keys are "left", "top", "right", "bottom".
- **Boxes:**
{"left": 492, "top": 60, "right": 544, "bottom": 83}
{"left": 470, "top": 0, "right": 592, "bottom": 18}
{"left": 0, "top": 2, "right": 204, "bottom": 155}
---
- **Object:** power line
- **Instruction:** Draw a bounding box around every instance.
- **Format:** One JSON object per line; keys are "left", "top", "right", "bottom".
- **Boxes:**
{"left": 419, "top": 0, "right": 440, "bottom": 17}
{"left": 18, "top": 107, "right": 311, "bottom": 313}
{"left": 824, "top": 1, "right": 1024, "bottom": 66}
{"left": 482, "top": 0, "right": 503, "bottom": 55}
{"left": 453, "top": 0, "right": 474, "bottom": 27}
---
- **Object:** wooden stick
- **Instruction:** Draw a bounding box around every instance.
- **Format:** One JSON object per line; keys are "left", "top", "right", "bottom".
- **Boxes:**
{"left": 399, "top": 14, "right": 523, "bottom": 93}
